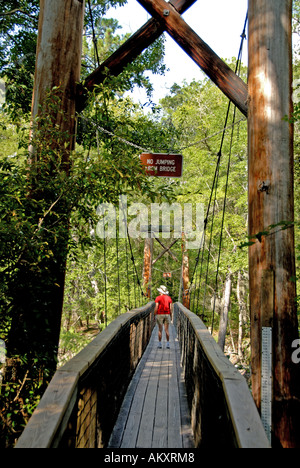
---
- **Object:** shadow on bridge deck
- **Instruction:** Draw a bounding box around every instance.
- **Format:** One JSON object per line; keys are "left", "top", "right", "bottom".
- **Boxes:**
{"left": 109, "top": 324, "right": 194, "bottom": 449}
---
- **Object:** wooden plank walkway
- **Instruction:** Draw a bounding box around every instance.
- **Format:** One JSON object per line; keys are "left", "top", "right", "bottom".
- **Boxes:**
{"left": 108, "top": 324, "right": 194, "bottom": 449}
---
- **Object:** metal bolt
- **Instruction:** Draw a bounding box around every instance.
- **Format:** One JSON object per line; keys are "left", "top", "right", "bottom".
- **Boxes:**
{"left": 163, "top": 9, "right": 170, "bottom": 16}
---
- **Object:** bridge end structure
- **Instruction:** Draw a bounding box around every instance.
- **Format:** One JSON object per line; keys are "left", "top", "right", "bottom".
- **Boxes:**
{"left": 15, "top": 301, "right": 270, "bottom": 449}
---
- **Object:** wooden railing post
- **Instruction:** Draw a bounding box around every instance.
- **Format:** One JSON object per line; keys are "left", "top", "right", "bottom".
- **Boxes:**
{"left": 143, "top": 238, "right": 153, "bottom": 299}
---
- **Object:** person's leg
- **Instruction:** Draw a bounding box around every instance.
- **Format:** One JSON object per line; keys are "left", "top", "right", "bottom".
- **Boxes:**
{"left": 164, "top": 321, "right": 170, "bottom": 342}
{"left": 164, "top": 316, "right": 171, "bottom": 348}
{"left": 158, "top": 322, "right": 163, "bottom": 342}
{"left": 156, "top": 316, "right": 163, "bottom": 348}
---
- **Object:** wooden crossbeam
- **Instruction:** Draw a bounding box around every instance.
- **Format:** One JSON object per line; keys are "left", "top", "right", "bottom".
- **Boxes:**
{"left": 152, "top": 234, "right": 179, "bottom": 262}
{"left": 136, "top": 0, "right": 248, "bottom": 116}
{"left": 152, "top": 238, "right": 179, "bottom": 265}
{"left": 77, "top": 0, "right": 248, "bottom": 116}
{"left": 76, "top": 0, "right": 197, "bottom": 112}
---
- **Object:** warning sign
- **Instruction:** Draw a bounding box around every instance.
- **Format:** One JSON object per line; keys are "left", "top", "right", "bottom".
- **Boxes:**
{"left": 140, "top": 153, "right": 183, "bottom": 178}
{"left": 163, "top": 272, "right": 172, "bottom": 278}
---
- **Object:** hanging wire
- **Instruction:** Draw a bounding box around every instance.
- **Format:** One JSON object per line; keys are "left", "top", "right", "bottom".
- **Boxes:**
{"left": 124, "top": 233, "right": 131, "bottom": 310}
{"left": 102, "top": 216, "right": 108, "bottom": 327}
{"left": 118, "top": 197, "right": 147, "bottom": 304}
{"left": 79, "top": 10, "right": 248, "bottom": 318}
{"left": 116, "top": 232, "right": 121, "bottom": 315}
{"left": 202, "top": 156, "right": 221, "bottom": 319}
{"left": 126, "top": 227, "right": 147, "bottom": 302}
{"left": 189, "top": 11, "right": 248, "bottom": 329}
{"left": 210, "top": 12, "right": 248, "bottom": 334}
{"left": 88, "top": 0, "right": 100, "bottom": 67}
{"left": 211, "top": 106, "right": 237, "bottom": 333}
{"left": 78, "top": 114, "right": 246, "bottom": 156}
{"left": 189, "top": 148, "right": 223, "bottom": 294}
{"left": 133, "top": 268, "right": 137, "bottom": 308}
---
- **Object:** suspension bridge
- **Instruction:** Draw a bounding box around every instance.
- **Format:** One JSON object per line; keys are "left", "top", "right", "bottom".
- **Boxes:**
{"left": 11, "top": 0, "right": 300, "bottom": 449}
{"left": 15, "top": 302, "right": 269, "bottom": 448}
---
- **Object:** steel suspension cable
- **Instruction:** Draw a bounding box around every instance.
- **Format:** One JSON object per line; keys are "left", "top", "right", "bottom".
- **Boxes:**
{"left": 210, "top": 13, "right": 248, "bottom": 334}
{"left": 87, "top": 0, "right": 100, "bottom": 67}
{"left": 102, "top": 217, "right": 108, "bottom": 327}
{"left": 189, "top": 11, "right": 248, "bottom": 323}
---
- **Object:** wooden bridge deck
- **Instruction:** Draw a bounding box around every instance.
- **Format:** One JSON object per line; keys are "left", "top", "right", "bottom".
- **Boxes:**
{"left": 108, "top": 324, "right": 194, "bottom": 449}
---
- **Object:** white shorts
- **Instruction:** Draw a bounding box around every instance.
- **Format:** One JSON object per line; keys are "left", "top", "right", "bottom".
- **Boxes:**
{"left": 156, "top": 314, "right": 171, "bottom": 326}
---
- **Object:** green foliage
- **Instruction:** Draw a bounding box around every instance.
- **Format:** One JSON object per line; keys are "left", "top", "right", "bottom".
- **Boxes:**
{"left": 158, "top": 76, "right": 249, "bottom": 327}
{"left": 0, "top": 0, "right": 166, "bottom": 119}
{"left": 0, "top": 0, "right": 299, "bottom": 448}
{"left": 0, "top": 1, "right": 39, "bottom": 118}
{"left": 0, "top": 77, "right": 177, "bottom": 445}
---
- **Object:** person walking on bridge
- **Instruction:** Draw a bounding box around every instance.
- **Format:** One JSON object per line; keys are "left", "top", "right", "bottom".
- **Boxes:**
{"left": 154, "top": 286, "right": 173, "bottom": 349}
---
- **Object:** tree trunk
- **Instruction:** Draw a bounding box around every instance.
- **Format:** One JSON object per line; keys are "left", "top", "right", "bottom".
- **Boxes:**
{"left": 248, "top": 0, "right": 300, "bottom": 447}
{"left": 181, "top": 233, "right": 190, "bottom": 309}
{"left": 218, "top": 272, "right": 232, "bottom": 352}
{"left": 5, "top": 0, "right": 85, "bottom": 382}
{"left": 143, "top": 237, "right": 153, "bottom": 299}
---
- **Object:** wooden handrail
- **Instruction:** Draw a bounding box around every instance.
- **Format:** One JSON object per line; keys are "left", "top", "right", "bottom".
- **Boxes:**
{"left": 174, "top": 303, "right": 270, "bottom": 448}
{"left": 15, "top": 303, "right": 155, "bottom": 448}
{"left": 16, "top": 301, "right": 270, "bottom": 448}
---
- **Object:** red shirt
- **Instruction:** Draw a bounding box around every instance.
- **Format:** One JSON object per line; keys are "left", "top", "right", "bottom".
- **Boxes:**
{"left": 155, "top": 295, "right": 172, "bottom": 315}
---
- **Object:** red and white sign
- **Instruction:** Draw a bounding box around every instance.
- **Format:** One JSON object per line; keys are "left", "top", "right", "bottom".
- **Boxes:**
{"left": 140, "top": 153, "right": 183, "bottom": 178}
{"left": 163, "top": 272, "right": 172, "bottom": 278}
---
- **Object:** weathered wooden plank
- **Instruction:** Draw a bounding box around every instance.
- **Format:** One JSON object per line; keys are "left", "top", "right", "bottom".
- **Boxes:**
{"left": 15, "top": 303, "right": 155, "bottom": 449}
{"left": 76, "top": 0, "right": 197, "bottom": 112}
{"left": 248, "top": 0, "right": 300, "bottom": 447}
{"left": 108, "top": 337, "right": 153, "bottom": 448}
{"left": 136, "top": 0, "right": 248, "bottom": 116}
{"left": 110, "top": 324, "right": 192, "bottom": 448}
{"left": 152, "top": 348, "right": 170, "bottom": 448}
{"left": 179, "top": 305, "right": 241, "bottom": 381}
{"left": 223, "top": 378, "right": 270, "bottom": 449}
{"left": 172, "top": 326, "right": 194, "bottom": 448}
{"left": 136, "top": 336, "right": 163, "bottom": 448}
{"left": 16, "top": 370, "right": 79, "bottom": 448}
{"left": 168, "top": 340, "right": 183, "bottom": 448}
{"left": 120, "top": 336, "right": 158, "bottom": 448}
{"left": 152, "top": 238, "right": 179, "bottom": 265}
{"left": 61, "top": 304, "right": 154, "bottom": 376}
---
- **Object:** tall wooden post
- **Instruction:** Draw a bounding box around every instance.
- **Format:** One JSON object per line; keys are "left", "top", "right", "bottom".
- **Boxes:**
{"left": 248, "top": 0, "right": 300, "bottom": 447}
{"left": 7, "top": 0, "right": 85, "bottom": 379}
{"left": 31, "top": 0, "right": 84, "bottom": 154}
{"left": 181, "top": 233, "right": 190, "bottom": 309}
{"left": 31, "top": 0, "right": 85, "bottom": 349}
{"left": 143, "top": 237, "right": 153, "bottom": 299}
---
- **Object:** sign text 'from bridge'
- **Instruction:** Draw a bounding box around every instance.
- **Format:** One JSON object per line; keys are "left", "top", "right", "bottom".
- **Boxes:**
{"left": 140, "top": 153, "right": 183, "bottom": 178}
